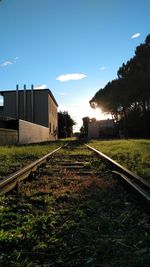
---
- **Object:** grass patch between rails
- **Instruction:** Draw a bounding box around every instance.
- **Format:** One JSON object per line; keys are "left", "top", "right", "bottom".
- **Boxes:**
{"left": 88, "top": 139, "right": 150, "bottom": 180}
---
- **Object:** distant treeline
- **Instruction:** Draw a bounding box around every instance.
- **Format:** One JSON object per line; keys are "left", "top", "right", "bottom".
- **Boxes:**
{"left": 58, "top": 111, "right": 75, "bottom": 138}
{"left": 90, "top": 34, "right": 150, "bottom": 138}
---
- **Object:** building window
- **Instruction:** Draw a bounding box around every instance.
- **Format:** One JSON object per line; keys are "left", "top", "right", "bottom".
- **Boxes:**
{"left": 0, "top": 94, "right": 4, "bottom": 107}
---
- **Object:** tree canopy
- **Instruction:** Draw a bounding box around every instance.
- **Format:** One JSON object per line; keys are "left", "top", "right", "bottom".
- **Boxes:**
{"left": 90, "top": 34, "right": 150, "bottom": 138}
{"left": 58, "top": 111, "right": 75, "bottom": 138}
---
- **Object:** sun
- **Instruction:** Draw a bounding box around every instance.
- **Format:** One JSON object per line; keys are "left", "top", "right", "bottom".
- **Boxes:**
{"left": 62, "top": 101, "right": 112, "bottom": 132}
{"left": 88, "top": 107, "right": 111, "bottom": 121}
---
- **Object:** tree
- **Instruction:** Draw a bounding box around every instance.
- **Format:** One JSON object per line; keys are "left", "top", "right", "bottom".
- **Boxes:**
{"left": 58, "top": 111, "right": 75, "bottom": 138}
{"left": 90, "top": 33, "right": 150, "bottom": 138}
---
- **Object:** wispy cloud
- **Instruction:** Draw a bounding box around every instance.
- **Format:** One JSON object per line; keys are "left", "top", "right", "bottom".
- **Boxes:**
{"left": 58, "top": 104, "right": 79, "bottom": 110}
{"left": 131, "top": 33, "right": 140, "bottom": 39}
{"left": 1, "top": 57, "right": 19, "bottom": 67}
{"left": 1, "top": 61, "right": 13, "bottom": 67}
{"left": 34, "top": 84, "right": 48, "bottom": 89}
{"left": 56, "top": 73, "right": 87, "bottom": 82}
{"left": 100, "top": 66, "right": 106, "bottom": 71}
{"left": 14, "top": 57, "right": 19, "bottom": 63}
{"left": 59, "top": 92, "right": 67, "bottom": 96}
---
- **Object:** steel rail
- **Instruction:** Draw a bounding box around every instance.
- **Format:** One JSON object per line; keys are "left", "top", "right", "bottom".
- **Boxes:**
{"left": 86, "top": 144, "right": 150, "bottom": 203}
{"left": 112, "top": 170, "right": 150, "bottom": 202}
{"left": 0, "top": 146, "right": 62, "bottom": 195}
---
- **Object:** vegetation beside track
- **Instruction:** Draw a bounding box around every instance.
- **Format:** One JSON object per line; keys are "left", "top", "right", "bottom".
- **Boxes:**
{"left": 88, "top": 139, "right": 150, "bottom": 180}
{"left": 0, "top": 141, "right": 150, "bottom": 266}
{"left": 0, "top": 140, "right": 65, "bottom": 180}
{"left": 1, "top": 138, "right": 149, "bottom": 181}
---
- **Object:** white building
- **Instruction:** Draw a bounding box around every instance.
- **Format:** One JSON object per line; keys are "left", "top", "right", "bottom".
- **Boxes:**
{"left": 88, "top": 119, "right": 115, "bottom": 139}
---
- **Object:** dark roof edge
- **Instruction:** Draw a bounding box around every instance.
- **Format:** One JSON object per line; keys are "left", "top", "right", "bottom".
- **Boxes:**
{"left": 47, "top": 89, "right": 58, "bottom": 107}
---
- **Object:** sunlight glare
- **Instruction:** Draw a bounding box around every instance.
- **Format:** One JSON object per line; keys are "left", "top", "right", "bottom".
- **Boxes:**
{"left": 88, "top": 107, "right": 111, "bottom": 121}
{"left": 59, "top": 102, "right": 112, "bottom": 132}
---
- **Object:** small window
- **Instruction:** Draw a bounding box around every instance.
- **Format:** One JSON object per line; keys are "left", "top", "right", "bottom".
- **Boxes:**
{"left": 0, "top": 94, "right": 4, "bottom": 107}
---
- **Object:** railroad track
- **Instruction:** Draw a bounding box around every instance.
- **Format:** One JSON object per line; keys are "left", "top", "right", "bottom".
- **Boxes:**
{"left": 86, "top": 144, "right": 150, "bottom": 206}
{"left": 0, "top": 146, "right": 63, "bottom": 195}
{"left": 0, "top": 141, "right": 150, "bottom": 207}
{"left": 1, "top": 140, "right": 150, "bottom": 266}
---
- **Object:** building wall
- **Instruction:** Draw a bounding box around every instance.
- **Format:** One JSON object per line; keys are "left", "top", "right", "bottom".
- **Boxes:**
{"left": 88, "top": 120, "right": 115, "bottom": 139}
{"left": 0, "top": 118, "right": 57, "bottom": 145}
{"left": 0, "top": 90, "right": 49, "bottom": 126}
{"left": 88, "top": 121, "right": 100, "bottom": 139}
{"left": 18, "top": 120, "right": 50, "bottom": 144}
{"left": 32, "top": 90, "right": 48, "bottom": 127}
{"left": 0, "top": 91, "right": 17, "bottom": 118}
{"left": 48, "top": 94, "right": 58, "bottom": 139}
{"left": 0, "top": 89, "right": 58, "bottom": 139}
{"left": 0, "top": 128, "right": 18, "bottom": 145}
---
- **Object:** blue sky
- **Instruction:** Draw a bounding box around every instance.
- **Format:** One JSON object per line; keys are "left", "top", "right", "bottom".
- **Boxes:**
{"left": 0, "top": 0, "right": 150, "bottom": 131}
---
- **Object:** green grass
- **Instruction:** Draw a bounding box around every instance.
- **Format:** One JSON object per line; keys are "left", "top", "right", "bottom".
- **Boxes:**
{"left": 88, "top": 139, "right": 150, "bottom": 180}
{"left": 1, "top": 166, "right": 150, "bottom": 266}
{"left": 0, "top": 141, "right": 150, "bottom": 266}
{"left": 0, "top": 138, "right": 150, "bottom": 180}
{"left": 0, "top": 140, "right": 66, "bottom": 179}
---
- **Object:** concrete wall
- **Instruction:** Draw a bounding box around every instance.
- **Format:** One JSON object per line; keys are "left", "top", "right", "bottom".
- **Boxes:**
{"left": 48, "top": 94, "right": 58, "bottom": 139}
{"left": 88, "top": 122, "right": 100, "bottom": 139}
{"left": 88, "top": 120, "right": 115, "bottom": 139}
{"left": 32, "top": 90, "right": 48, "bottom": 127}
{"left": 18, "top": 120, "right": 50, "bottom": 144}
{"left": 0, "top": 128, "right": 18, "bottom": 145}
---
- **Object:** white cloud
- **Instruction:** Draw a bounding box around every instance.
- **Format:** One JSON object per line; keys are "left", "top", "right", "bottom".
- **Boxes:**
{"left": 1, "top": 57, "right": 19, "bottom": 67}
{"left": 1, "top": 61, "right": 13, "bottom": 67}
{"left": 131, "top": 33, "right": 140, "bottom": 39}
{"left": 14, "top": 57, "right": 19, "bottom": 63}
{"left": 100, "top": 66, "right": 106, "bottom": 71}
{"left": 56, "top": 73, "right": 87, "bottom": 82}
{"left": 34, "top": 84, "right": 48, "bottom": 89}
